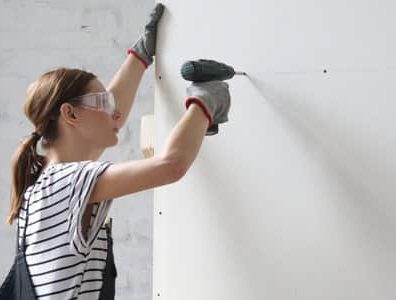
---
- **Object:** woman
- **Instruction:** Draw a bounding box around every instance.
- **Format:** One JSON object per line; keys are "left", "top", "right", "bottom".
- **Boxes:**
{"left": 2, "top": 3, "right": 231, "bottom": 299}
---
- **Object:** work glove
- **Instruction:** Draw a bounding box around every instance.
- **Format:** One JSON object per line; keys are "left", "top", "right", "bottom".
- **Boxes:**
{"left": 128, "top": 2, "right": 165, "bottom": 68}
{"left": 185, "top": 81, "right": 231, "bottom": 136}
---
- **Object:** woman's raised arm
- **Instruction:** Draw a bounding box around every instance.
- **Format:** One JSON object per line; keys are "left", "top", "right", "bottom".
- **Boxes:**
{"left": 106, "top": 3, "right": 165, "bottom": 129}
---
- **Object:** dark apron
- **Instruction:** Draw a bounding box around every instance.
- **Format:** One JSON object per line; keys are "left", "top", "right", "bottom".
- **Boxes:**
{"left": 0, "top": 198, "right": 117, "bottom": 299}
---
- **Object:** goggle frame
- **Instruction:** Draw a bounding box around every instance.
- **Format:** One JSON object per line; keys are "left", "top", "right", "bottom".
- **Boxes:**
{"left": 66, "top": 91, "right": 118, "bottom": 116}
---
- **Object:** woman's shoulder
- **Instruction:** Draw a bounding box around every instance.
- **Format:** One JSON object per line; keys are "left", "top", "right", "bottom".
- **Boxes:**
{"left": 44, "top": 159, "right": 112, "bottom": 169}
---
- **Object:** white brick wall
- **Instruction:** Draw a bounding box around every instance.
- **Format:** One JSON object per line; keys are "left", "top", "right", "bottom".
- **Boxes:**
{"left": 0, "top": 1, "right": 155, "bottom": 299}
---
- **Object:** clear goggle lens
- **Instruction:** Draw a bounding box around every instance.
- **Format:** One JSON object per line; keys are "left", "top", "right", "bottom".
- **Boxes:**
{"left": 70, "top": 91, "right": 117, "bottom": 115}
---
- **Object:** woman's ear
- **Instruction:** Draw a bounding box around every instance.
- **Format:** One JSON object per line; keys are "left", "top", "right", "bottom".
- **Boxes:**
{"left": 59, "top": 103, "right": 79, "bottom": 125}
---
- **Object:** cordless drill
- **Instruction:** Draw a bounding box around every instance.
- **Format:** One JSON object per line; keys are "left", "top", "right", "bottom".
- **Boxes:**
{"left": 180, "top": 59, "right": 246, "bottom": 135}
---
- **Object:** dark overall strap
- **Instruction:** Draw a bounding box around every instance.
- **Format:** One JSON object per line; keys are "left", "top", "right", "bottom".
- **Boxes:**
{"left": 15, "top": 187, "right": 38, "bottom": 299}
{"left": 17, "top": 190, "right": 30, "bottom": 252}
{"left": 98, "top": 218, "right": 117, "bottom": 300}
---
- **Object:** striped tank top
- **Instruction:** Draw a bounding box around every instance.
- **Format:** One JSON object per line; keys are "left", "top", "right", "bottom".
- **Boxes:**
{"left": 17, "top": 160, "right": 114, "bottom": 299}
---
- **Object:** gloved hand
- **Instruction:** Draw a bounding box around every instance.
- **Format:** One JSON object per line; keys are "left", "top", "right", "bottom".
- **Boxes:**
{"left": 185, "top": 81, "right": 231, "bottom": 136}
{"left": 128, "top": 3, "right": 165, "bottom": 68}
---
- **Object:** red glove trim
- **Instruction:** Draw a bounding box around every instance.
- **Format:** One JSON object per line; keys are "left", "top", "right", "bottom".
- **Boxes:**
{"left": 127, "top": 49, "right": 148, "bottom": 69}
{"left": 185, "top": 97, "right": 213, "bottom": 127}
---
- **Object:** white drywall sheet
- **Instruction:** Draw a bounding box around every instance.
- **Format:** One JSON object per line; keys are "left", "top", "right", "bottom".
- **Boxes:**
{"left": 153, "top": 1, "right": 396, "bottom": 299}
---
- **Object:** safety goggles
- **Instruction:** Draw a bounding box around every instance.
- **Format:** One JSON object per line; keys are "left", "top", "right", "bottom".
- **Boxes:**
{"left": 66, "top": 91, "right": 118, "bottom": 116}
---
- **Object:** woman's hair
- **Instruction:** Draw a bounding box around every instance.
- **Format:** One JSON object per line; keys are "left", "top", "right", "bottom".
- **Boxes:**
{"left": 6, "top": 67, "right": 97, "bottom": 225}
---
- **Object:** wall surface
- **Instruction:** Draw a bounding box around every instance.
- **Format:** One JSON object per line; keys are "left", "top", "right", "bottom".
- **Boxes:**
{"left": 0, "top": 1, "right": 155, "bottom": 299}
{"left": 154, "top": 0, "right": 396, "bottom": 299}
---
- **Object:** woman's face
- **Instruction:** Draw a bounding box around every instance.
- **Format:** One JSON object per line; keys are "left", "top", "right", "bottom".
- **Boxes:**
{"left": 66, "top": 79, "right": 121, "bottom": 149}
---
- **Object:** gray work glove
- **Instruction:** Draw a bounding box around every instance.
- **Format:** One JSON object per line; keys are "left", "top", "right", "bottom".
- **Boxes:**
{"left": 185, "top": 81, "right": 231, "bottom": 136}
{"left": 129, "top": 3, "right": 165, "bottom": 68}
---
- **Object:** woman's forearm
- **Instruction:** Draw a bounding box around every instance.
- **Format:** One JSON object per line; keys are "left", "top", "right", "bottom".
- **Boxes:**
{"left": 106, "top": 53, "right": 146, "bottom": 129}
{"left": 161, "top": 103, "right": 210, "bottom": 172}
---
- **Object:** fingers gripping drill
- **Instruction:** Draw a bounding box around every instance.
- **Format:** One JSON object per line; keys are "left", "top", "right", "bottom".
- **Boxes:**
{"left": 180, "top": 59, "right": 246, "bottom": 135}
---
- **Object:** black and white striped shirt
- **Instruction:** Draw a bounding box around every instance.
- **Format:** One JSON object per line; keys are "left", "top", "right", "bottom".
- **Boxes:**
{"left": 17, "top": 160, "right": 114, "bottom": 299}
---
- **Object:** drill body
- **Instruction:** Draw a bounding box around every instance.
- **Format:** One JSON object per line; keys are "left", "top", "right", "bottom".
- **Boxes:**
{"left": 181, "top": 59, "right": 237, "bottom": 82}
